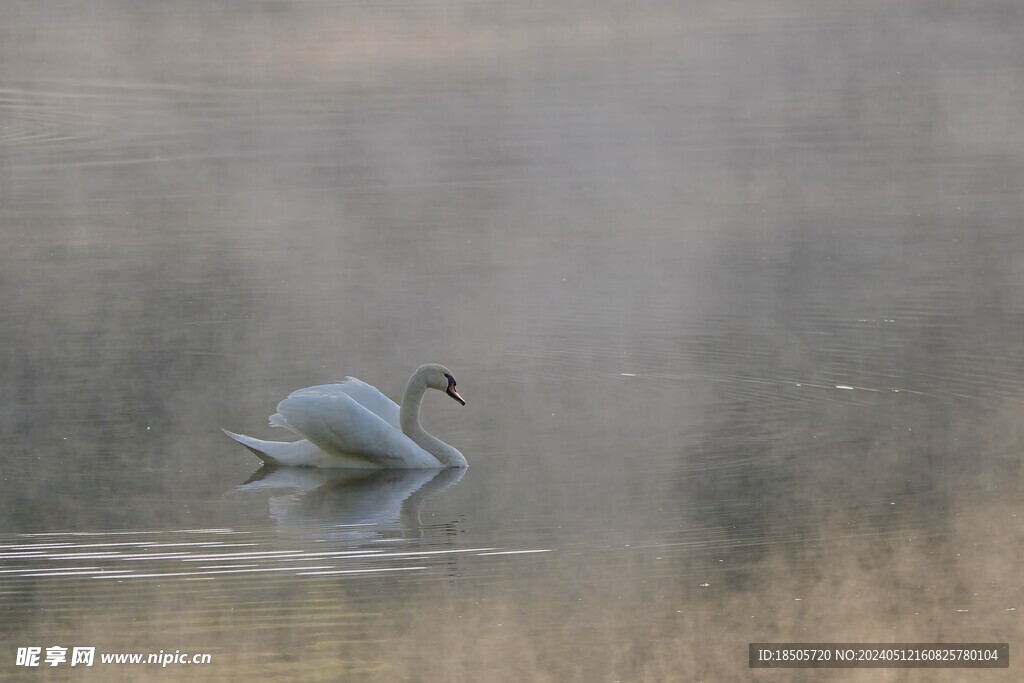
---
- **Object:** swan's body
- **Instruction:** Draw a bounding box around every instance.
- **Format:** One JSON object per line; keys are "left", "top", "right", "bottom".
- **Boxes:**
{"left": 223, "top": 364, "right": 467, "bottom": 469}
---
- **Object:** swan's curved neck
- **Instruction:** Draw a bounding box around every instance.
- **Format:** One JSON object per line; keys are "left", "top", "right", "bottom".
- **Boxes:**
{"left": 400, "top": 370, "right": 467, "bottom": 467}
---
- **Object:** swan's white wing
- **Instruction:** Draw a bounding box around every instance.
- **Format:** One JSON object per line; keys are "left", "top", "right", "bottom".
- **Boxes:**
{"left": 285, "top": 378, "right": 401, "bottom": 428}
{"left": 275, "top": 391, "right": 441, "bottom": 469}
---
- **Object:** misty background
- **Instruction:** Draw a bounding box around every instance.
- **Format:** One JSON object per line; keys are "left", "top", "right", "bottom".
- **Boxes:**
{"left": 1, "top": 1, "right": 1022, "bottom": 681}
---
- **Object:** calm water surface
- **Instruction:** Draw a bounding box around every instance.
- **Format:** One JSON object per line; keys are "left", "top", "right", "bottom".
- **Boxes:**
{"left": 1, "top": 2, "right": 1022, "bottom": 681}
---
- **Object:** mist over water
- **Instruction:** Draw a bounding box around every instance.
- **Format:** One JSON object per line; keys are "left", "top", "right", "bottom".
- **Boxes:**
{"left": 1, "top": 1, "right": 1022, "bottom": 680}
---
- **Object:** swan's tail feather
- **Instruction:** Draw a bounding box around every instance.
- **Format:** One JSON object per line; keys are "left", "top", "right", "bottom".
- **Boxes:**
{"left": 221, "top": 428, "right": 364, "bottom": 468}
{"left": 221, "top": 429, "right": 285, "bottom": 465}
{"left": 268, "top": 413, "right": 288, "bottom": 429}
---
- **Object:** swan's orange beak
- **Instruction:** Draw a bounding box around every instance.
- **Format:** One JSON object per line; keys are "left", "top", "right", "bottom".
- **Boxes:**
{"left": 446, "top": 381, "right": 466, "bottom": 405}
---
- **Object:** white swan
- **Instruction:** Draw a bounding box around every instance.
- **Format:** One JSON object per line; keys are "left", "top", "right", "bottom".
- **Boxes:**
{"left": 223, "top": 364, "right": 467, "bottom": 469}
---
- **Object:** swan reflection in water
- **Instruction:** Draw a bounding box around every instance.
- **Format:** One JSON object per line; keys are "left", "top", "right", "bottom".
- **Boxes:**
{"left": 234, "top": 466, "right": 466, "bottom": 540}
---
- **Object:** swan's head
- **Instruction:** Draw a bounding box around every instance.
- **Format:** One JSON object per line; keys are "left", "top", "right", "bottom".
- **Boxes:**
{"left": 419, "top": 363, "right": 466, "bottom": 405}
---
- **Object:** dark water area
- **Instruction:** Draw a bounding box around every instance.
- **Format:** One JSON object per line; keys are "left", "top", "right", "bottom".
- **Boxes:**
{"left": 1, "top": 2, "right": 1022, "bottom": 681}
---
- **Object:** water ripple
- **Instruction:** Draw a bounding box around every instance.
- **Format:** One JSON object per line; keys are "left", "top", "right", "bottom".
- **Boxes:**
{"left": 0, "top": 527, "right": 552, "bottom": 583}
